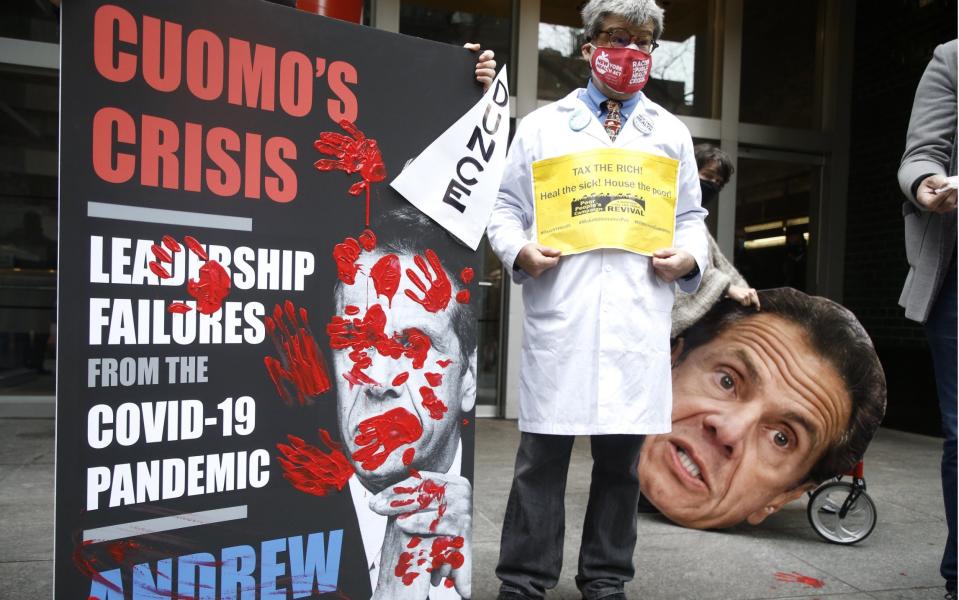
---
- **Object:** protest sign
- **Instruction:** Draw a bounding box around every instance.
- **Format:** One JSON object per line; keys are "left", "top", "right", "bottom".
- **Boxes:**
{"left": 57, "top": 1, "right": 482, "bottom": 598}
{"left": 533, "top": 148, "right": 679, "bottom": 255}
{"left": 391, "top": 67, "right": 510, "bottom": 250}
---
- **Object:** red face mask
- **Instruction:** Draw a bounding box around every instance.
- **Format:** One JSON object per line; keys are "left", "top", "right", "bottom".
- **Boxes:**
{"left": 589, "top": 45, "right": 652, "bottom": 95}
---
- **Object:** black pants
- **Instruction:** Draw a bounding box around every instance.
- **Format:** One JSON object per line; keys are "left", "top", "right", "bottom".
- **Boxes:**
{"left": 496, "top": 432, "right": 645, "bottom": 599}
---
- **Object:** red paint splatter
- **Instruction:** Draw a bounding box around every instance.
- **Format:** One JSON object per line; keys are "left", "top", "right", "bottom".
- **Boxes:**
{"left": 774, "top": 572, "right": 825, "bottom": 589}
{"left": 424, "top": 372, "right": 443, "bottom": 387}
{"left": 419, "top": 387, "right": 448, "bottom": 420}
{"left": 276, "top": 429, "right": 354, "bottom": 496}
{"left": 405, "top": 249, "right": 451, "bottom": 313}
{"left": 444, "top": 579, "right": 455, "bottom": 588}
{"left": 408, "top": 537, "right": 422, "bottom": 549}
{"left": 437, "top": 359, "right": 454, "bottom": 368}
{"left": 392, "top": 372, "right": 410, "bottom": 386}
{"left": 358, "top": 228, "right": 377, "bottom": 251}
{"left": 187, "top": 260, "right": 231, "bottom": 315}
{"left": 394, "top": 551, "right": 419, "bottom": 585}
{"left": 392, "top": 478, "right": 449, "bottom": 534}
{"left": 456, "top": 289, "right": 470, "bottom": 304}
{"left": 327, "top": 305, "right": 433, "bottom": 387}
{"left": 352, "top": 407, "right": 423, "bottom": 471}
{"left": 404, "top": 329, "right": 431, "bottom": 369}
{"left": 183, "top": 235, "right": 208, "bottom": 260}
{"left": 370, "top": 253, "right": 401, "bottom": 306}
{"left": 402, "top": 447, "right": 415, "bottom": 465}
{"left": 151, "top": 243, "right": 173, "bottom": 263}
{"left": 459, "top": 267, "right": 474, "bottom": 284}
{"left": 72, "top": 541, "right": 124, "bottom": 594}
{"left": 428, "top": 537, "right": 464, "bottom": 574}
{"left": 149, "top": 261, "right": 171, "bottom": 279}
{"left": 408, "top": 467, "right": 421, "bottom": 479}
{"left": 313, "top": 120, "right": 387, "bottom": 226}
{"left": 162, "top": 235, "right": 181, "bottom": 253}
{"left": 345, "top": 305, "right": 360, "bottom": 316}
{"left": 333, "top": 237, "right": 363, "bottom": 285}
{"left": 391, "top": 498, "right": 415, "bottom": 507}
{"left": 168, "top": 302, "right": 192, "bottom": 314}
{"left": 264, "top": 301, "right": 332, "bottom": 405}
{"left": 103, "top": 540, "right": 142, "bottom": 565}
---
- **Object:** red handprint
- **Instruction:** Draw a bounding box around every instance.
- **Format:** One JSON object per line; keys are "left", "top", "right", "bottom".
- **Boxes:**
{"left": 352, "top": 407, "right": 423, "bottom": 471}
{"left": 264, "top": 300, "right": 332, "bottom": 406}
{"left": 151, "top": 234, "right": 230, "bottom": 315}
{"left": 404, "top": 249, "right": 452, "bottom": 313}
{"left": 313, "top": 120, "right": 387, "bottom": 227}
{"left": 276, "top": 429, "right": 355, "bottom": 497}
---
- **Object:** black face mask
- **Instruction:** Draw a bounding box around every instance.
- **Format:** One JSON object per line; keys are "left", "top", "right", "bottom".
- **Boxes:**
{"left": 699, "top": 179, "right": 722, "bottom": 204}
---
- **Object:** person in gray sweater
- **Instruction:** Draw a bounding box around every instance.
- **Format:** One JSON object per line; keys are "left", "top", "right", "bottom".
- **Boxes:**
{"left": 671, "top": 145, "right": 759, "bottom": 338}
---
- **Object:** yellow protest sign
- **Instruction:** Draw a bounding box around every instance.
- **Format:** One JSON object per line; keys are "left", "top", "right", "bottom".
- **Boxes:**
{"left": 533, "top": 148, "right": 679, "bottom": 256}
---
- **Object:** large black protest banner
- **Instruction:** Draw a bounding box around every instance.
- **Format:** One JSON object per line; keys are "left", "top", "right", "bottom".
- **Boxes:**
{"left": 56, "top": 1, "right": 483, "bottom": 597}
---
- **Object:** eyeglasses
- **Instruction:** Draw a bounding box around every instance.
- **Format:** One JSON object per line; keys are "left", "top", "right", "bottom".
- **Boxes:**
{"left": 595, "top": 28, "right": 659, "bottom": 52}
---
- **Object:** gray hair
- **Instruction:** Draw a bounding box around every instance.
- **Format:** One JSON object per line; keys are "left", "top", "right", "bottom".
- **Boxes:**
{"left": 581, "top": 0, "right": 665, "bottom": 41}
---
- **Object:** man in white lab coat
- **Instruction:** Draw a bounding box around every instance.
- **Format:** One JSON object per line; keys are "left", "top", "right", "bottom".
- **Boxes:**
{"left": 487, "top": 1, "right": 708, "bottom": 598}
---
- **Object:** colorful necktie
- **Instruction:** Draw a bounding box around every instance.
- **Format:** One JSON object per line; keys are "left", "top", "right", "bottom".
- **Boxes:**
{"left": 604, "top": 99, "right": 622, "bottom": 141}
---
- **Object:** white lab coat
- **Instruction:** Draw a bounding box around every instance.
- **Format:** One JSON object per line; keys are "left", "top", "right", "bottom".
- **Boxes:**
{"left": 488, "top": 89, "right": 708, "bottom": 435}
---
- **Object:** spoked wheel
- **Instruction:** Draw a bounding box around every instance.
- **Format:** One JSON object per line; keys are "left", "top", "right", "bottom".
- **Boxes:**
{"left": 807, "top": 481, "right": 877, "bottom": 545}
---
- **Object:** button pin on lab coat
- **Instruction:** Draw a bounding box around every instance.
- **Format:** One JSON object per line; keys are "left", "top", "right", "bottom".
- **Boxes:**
{"left": 633, "top": 113, "right": 654, "bottom": 135}
{"left": 569, "top": 108, "right": 591, "bottom": 132}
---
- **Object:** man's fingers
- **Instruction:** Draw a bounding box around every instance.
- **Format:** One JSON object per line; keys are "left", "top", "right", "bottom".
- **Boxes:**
{"left": 653, "top": 247, "right": 676, "bottom": 258}
{"left": 538, "top": 245, "right": 562, "bottom": 257}
{"left": 463, "top": 42, "right": 480, "bottom": 51}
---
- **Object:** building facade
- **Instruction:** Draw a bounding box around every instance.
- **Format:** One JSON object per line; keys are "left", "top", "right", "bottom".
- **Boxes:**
{"left": 0, "top": 0, "right": 955, "bottom": 431}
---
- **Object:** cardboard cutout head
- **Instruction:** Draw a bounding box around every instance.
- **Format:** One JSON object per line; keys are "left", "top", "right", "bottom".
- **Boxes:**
{"left": 640, "top": 288, "right": 886, "bottom": 529}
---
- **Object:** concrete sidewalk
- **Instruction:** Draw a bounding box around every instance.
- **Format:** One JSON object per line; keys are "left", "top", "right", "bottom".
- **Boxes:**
{"left": 0, "top": 417, "right": 949, "bottom": 599}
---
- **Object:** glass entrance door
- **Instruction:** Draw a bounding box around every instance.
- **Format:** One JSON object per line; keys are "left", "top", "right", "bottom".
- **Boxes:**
{"left": 733, "top": 151, "right": 825, "bottom": 293}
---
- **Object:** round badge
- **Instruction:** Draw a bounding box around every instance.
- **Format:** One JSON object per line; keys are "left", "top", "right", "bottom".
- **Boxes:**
{"left": 569, "top": 109, "right": 591, "bottom": 132}
{"left": 633, "top": 113, "right": 654, "bottom": 135}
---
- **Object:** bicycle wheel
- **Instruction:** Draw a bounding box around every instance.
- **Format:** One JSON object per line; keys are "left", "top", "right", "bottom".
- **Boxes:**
{"left": 806, "top": 481, "right": 877, "bottom": 544}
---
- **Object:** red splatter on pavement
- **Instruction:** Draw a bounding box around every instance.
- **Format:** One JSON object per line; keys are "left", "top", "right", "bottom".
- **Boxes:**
{"left": 402, "top": 448, "right": 415, "bottom": 465}
{"left": 149, "top": 261, "right": 172, "bottom": 279}
{"left": 437, "top": 359, "right": 454, "bottom": 368}
{"left": 456, "top": 289, "right": 470, "bottom": 304}
{"left": 162, "top": 235, "right": 181, "bottom": 253}
{"left": 392, "top": 372, "right": 410, "bottom": 386}
{"left": 370, "top": 253, "right": 401, "bottom": 307}
{"left": 405, "top": 250, "right": 451, "bottom": 313}
{"left": 183, "top": 235, "right": 208, "bottom": 260}
{"left": 313, "top": 120, "right": 387, "bottom": 227}
{"left": 358, "top": 228, "right": 377, "bottom": 251}
{"left": 151, "top": 243, "right": 173, "bottom": 263}
{"left": 333, "top": 237, "right": 363, "bottom": 285}
{"left": 352, "top": 407, "right": 423, "bottom": 471}
{"left": 187, "top": 260, "right": 231, "bottom": 315}
{"left": 264, "top": 301, "right": 332, "bottom": 405}
{"left": 459, "top": 267, "right": 474, "bottom": 284}
{"left": 774, "top": 572, "right": 825, "bottom": 589}
{"left": 168, "top": 302, "right": 192, "bottom": 314}
{"left": 394, "top": 551, "right": 419, "bottom": 586}
{"left": 276, "top": 429, "right": 355, "bottom": 496}
{"left": 419, "top": 387, "right": 448, "bottom": 420}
